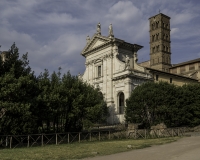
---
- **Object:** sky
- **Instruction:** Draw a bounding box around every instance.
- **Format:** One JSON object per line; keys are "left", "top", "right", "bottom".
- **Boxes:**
{"left": 0, "top": 0, "right": 200, "bottom": 76}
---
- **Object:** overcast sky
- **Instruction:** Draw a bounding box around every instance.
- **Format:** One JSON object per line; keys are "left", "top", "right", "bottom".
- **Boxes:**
{"left": 0, "top": 0, "right": 200, "bottom": 76}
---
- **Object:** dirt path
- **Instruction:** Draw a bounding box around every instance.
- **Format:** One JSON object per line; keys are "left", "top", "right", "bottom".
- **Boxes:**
{"left": 84, "top": 135, "right": 200, "bottom": 160}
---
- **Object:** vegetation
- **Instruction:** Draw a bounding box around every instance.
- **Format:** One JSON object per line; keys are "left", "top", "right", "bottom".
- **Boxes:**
{"left": 0, "top": 43, "right": 108, "bottom": 135}
{"left": 0, "top": 137, "right": 180, "bottom": 160}
{"left": 125, "top": 81, "right": 200, "bottom": 128}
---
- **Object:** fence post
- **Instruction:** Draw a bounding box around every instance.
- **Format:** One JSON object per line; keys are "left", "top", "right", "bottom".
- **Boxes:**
{"left": 27, "top": 135, "right": 29, "bottom": 147}
{"left": 109, "top": 130, "right": 110, "bottom": 140}
{"left": 90, "top": 132, "right": 91, "bottom": 141}
{"left": 56, "top": 134, "right": 57, "bottom": 145}
{"left": 68, "top": 133, "right": 69, "bottom": 143}
{"left": 177, "top": 128, "right": 179, "bottom": 136}
{"left": 41, "top": 134, "right": 43, "bottom": 146}
{"left": 135, "top": 129, "right": 137, "bottom": 139}
{"left": 99, "top": 131, "right": 100, "bottom": 141}
{"left": 79, "top": 132, "right": 81, "bottom": 143}
{"left": 172, "top": 129, "right": 173, "bottom": 137}
{"left": 6, "top": 136, "right": 8, "bottom": 147}
{"left": 10, "top": 136, "right": 12, "bottom": 149}
{"left": 145, "top": 129, "right": 146, "bottom": 139}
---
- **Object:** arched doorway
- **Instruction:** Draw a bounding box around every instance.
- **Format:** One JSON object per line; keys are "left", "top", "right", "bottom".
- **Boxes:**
{"left": 118, "top": 92, "right": 125, "bottom": 114}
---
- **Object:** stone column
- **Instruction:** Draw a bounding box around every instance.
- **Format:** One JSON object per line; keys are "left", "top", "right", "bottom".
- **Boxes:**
{"left": 103, "top": 56, "right": 107, "bottom": 99}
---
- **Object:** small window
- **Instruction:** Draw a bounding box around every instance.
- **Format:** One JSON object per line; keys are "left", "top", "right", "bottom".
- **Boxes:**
{"left": 171, "top": 68, "right": 177, "bottom": 74}
{"left": 180, "top": 66, "right": 185, "bottom": 72}
{"left": 156, "top": 75, "right": 159, "bottom": 81}
{"left": 170, "top": 78, "right": 172, "bottom": 83}
{"left": 97, "top": 65, "right": 101, "bottom": 77}
{"left": 189, "top": 64, "right": 195, "bottom": 70}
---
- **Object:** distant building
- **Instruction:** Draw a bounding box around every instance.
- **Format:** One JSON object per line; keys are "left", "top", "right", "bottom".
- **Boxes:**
{"left": 139, "top": 13, "right": 200, "bottom": 83}
{"left": 81, "top": 23, "right": 152, "bottom": 124}
{"left": 80, "top": 13, "right": 198, "bottom": 124}
{"left": 0, "top": 51, "right": 8, "bottom": 62}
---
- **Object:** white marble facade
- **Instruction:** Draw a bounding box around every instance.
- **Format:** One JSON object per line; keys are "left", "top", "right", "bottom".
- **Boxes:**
{"left": 81, "top": 24, "right": 152, "bottom": 124}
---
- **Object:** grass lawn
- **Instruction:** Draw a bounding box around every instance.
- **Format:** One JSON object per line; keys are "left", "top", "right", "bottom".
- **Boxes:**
{"left": 0, "top": 137, "right": 180, "bottom": 160}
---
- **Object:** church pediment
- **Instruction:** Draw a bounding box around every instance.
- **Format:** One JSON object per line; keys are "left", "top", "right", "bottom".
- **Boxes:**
{"left": 91, "top": 40, "right": 105, "bottom": 48}
{"left": 81, "top": 35, "right": 110, "bottom": 56}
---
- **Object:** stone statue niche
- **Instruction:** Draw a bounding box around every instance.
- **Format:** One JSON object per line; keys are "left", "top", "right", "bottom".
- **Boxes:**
{"left": 124, "top": 55, "right": 130, "bottom": 70}
{"left": 109, "top": 23, "right": 114, "bottom": 37}
{"left": 96, "top": 22, "right": 101, "bottom": 35}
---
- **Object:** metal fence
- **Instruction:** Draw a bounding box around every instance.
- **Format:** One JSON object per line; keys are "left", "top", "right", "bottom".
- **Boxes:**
{"left": 0, "top": 127, "right": 188, "bottom": 149}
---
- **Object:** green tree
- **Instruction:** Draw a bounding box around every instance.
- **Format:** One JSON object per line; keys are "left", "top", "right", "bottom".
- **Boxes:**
{"left": 0, "top": 43, "right": 38, "bottom": 135}
{"left": 37, "top": 70, "right": 108, "bottom": 133}
{"left": 125, "top": 81, "right": 178, "bottom": 128}
{"left": 179, "top": 83, "right": 200, "bottom": 127}
{"left": 62, "top": 72, "right": 108, "bottom": 132}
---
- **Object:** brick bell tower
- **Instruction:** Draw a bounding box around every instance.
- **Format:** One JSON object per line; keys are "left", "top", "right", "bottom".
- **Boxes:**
{"left": 149, "top": 13, "right": 172, "bottom": 72}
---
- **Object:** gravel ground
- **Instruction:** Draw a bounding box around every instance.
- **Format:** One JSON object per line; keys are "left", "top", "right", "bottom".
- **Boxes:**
{"left": 84, "top": 134, "right": 200, "bottom": 160}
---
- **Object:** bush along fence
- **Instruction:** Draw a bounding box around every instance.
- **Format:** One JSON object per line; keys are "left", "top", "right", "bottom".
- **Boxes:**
{"left": 0, "top": 127, "right": 189, "bottom": 149}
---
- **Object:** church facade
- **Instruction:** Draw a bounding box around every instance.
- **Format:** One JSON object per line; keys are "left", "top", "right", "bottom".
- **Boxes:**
{"left": 80, "top": 13, "right": 198, "bottom": 124}
{"left": 81, "top": 24, "right": 152, "bottom": 124}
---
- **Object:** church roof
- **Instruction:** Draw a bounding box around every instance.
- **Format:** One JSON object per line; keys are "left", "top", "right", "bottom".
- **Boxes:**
{"left": 149, "top": 13, "right": 170, "bottom": 19}
{"left": 81, "top": 34, "right": 143, "bottom": 57}
{"left": 146, "top": 67, "right": 198, "bottom": 81}
{"left": 170, "top": 58, "right": 200, "bottom": 68}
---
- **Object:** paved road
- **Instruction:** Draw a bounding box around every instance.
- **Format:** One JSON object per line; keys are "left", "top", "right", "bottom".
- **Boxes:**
{"left": 84, "top": 135, "right": 200, "bottom": 160}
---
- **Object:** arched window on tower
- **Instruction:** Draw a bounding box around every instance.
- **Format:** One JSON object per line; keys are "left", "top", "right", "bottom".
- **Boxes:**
{"left": 157, "top": 45, "right": 159, "bottom": 51}
{"left": 156, "top": 22, "right": 158, "bottom": 28}
{"left": 162, "top": 22, "right": 165, "bottom": 27}
{"left": 153, "top": 47, "right": 155, "bottom": 53}
{"left": 163, "top": 34, "right": 165, "bottom": 39}
{"left": 118, "top": 92, "right": 125, "bottom": 114}
{"left": 163, "top": 45, "right": 165, "bottom": 51}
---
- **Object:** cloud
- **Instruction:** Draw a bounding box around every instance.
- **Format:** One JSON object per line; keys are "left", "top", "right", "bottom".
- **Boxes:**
{"left": 28, "top": 32, "right": 86, "bottom": 75}
{"left": 0, "top": 27, "right": 39, "bottom": 52}
{"left": 38, "top": 13, "right": 79, "bottom": 25}
{"left": 171, "top": 28, "right": 179, "bottom": 35}
{"left": 172, "top": 13, "right": 195, "bottom": 25}
{"left": 0, "top": 0, "right": 200, "bottom": 75}
{"left": 106, "top": 1, "right": 142, "bottom": 23}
